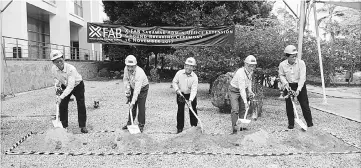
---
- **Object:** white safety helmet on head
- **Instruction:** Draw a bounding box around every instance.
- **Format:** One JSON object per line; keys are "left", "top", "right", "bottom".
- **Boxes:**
{"left": 125, "top": 55, "right": 137, "bottom": 66}
{"left": 50, "top": 50, "right": 63, "bottom": 61}
{"left": 185, "top": 57, "right": 196, "bottom": 66}
{"left": 284, "top": 45, "right": 298, "bottom": 54}
{"left": 244, "top": 55, "right": 257, "bottom": 65}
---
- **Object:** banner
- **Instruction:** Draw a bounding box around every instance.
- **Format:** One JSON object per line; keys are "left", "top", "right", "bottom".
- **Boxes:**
{"left": 87, "top": 22, "right": 234, "bottom": 46}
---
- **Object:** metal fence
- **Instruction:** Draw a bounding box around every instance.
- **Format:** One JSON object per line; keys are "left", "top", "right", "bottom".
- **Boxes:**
{"left": 2, "top": 36, "right": 103, "bottom": 61}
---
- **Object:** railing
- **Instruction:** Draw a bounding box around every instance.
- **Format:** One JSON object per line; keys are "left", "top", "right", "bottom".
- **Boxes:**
{"left": 2, "top": 36, "right": 102, "bottom": 61}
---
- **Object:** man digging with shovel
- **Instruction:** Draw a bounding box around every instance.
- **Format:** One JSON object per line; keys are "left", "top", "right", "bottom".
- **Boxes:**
{"left": 172, "top": 57, "right": 200, "bottom": 134}
{"left": 50, "top": 50, "right": 88, "bottom": 133}
{"left": 229, "top": 55, "right": 257, "bottom": 134}
{"left": 278, "top": 45, "right": 314, "bottom": 131}
{"left": 122, "top": 55, "right": 149, "bottom": 133}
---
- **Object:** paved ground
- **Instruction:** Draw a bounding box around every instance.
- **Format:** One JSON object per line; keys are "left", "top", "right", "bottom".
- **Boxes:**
{"left": 307, "top": 85, "right": 361, "bottom": 122}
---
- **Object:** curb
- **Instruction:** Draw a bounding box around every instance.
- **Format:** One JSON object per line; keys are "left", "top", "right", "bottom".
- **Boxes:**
{"left": 310, "top": 105, "right": 361, "bottom": 123}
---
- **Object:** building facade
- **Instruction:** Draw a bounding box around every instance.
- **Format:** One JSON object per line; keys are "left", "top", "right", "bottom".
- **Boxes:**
{"left": 1, "top": 0, "right": 104, "bottom": 61}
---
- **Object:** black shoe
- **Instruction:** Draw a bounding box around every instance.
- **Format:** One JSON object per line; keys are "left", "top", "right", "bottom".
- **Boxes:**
{"left": 139, "top": 127, "right": 144, "bottom": 133}
{"left": 240, "top": 127, "right": 248, "bottom": 131}
{"left": 177, "top": 129, "right": 183, "bottom": 134}
{"left": 232, "top": 129, "right": 237, "bottom": 134}
{"left": 122, "top": 125, "right": 128, "bottom": 130}
{"left": 288, "top": 125, "right": 294, "bottom": 129}
{"left": 80, "top": 127, "right": 88, "bottom": 133}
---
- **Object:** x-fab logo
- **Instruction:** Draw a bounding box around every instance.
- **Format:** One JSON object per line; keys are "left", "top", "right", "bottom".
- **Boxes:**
{"left": 89, "top": 26, "right": 102, "bottom": 37}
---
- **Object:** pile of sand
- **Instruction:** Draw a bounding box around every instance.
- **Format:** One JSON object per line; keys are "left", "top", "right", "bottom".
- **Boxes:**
{"left": 44, "top": 128, "right": 73, "bottom": 150}
{"left": 282, "top": 129, "right": 356, "bottom": 152}
{"left": 113, "top": 129, "right": 159, "bottom": 152}
{"left": 240, "top": 129, "right": 269, "bottom": 147}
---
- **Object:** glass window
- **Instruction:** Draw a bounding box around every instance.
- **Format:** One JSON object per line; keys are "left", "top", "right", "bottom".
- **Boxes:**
{"left": 27, "top": 16, "right": 50, "bottom": 59}
{"left": 73, "top": 0, "right": 83, "bottom": 17}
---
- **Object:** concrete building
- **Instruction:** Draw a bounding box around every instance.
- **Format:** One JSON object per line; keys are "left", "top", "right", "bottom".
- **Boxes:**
{"left": 0, "top": 0, "right": 107, "bottom": 96}
{"left": 1, "top": 0, "right": 105, "bottom": 60}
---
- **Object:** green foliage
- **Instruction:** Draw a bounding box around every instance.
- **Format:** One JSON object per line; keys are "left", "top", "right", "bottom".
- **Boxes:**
{"left": 102, "top": 1, "right": 275, "bottom": 68}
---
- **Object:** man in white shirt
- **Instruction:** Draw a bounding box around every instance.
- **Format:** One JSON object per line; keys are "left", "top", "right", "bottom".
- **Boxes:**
{"left": 172, "top": 57, "right": 199, "bottom": 134}
{"left": 50, "top": 50, "right": 88, "bottom": 133}
{"left": 278, "top": 45, "right": 313, "bottom": 130}
{"left": 229, "top": 55, "right": 257, "bottom": 134}
{"left": 122, "top": 55, "right": 149, "bottom": 133}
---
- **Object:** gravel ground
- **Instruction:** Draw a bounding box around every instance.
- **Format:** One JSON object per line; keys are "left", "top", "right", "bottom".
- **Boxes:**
{"left": 1, "top": 80, "right": 360, "bottom": 167}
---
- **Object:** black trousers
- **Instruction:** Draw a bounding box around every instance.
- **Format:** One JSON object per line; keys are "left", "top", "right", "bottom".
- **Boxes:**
{"left": 59, "top": 81, "right": 87, "bottom": 128}
{"left": 284, "top": 83, "right": 313, "bottom": 127}
{"left": 176, "top": 93, "right": 198, "bottom": 130}
{"left": 126, "top": 85, "right": 149, "bottom": 128}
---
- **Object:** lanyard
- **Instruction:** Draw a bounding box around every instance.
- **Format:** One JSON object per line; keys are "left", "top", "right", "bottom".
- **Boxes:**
{"left": 244, "top": 68, "right": 251, "bottom": 80}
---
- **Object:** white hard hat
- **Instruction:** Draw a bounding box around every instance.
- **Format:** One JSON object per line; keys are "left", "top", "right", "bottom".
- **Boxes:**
{"left": 244, "top": 55, "right": 257, "bottom": 65}
{"left": 284, "top": 45, "right": 298, "bottom": 54}
{"left": 125, "top": 55, "right": 137, "bottom": 65}
{"left": 185, "top": 57, "right": 196, "bottom": 66}
{"left": 50, "top": 50, "right": 63, "bottom": 61}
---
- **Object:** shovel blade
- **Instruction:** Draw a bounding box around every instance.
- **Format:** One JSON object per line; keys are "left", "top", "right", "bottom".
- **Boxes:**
{"left": 127, "top": 125, "right": 141, "bottom": 134}
{"left": 295, "top": 119, "right": 307, "bottom": 131}
{"left": 238, "top": 119, "right": 251, "bottom": 124}
{"left": 52, "top": 120, "right": 63, "bottom": 128}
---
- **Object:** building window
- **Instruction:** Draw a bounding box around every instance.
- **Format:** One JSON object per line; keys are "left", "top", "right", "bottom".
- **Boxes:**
{"left": 74, "top": 0, "right": 83, "bottom": 17}
{"left": 27, "top": 16, "right": 50, "bottom": 59}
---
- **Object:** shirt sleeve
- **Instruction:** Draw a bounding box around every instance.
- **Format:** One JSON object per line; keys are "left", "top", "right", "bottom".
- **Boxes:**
{"left": 172, "top": 71, "right": 180, "bottom": 92}
{"left": 278, "top": 62, "right": 288, "bottom": 86}
{"left": 237, "top": 71, "right": 248, "bottom": 104}
{"left": 131, "top": 68, "right": 146, "bottom": 104}
{"left": 123, "top": 67, "right": 131, "bottom": 92}
{"left": 297, "top": 60, "right": 306, "bottom": 91}
{"left": 59, "top": 67, "right": 77, "bottom": 99}
{"left": 189, "top": 75, "right": 198, "bottom": 101}
{"left": 51, "top": 66, "right": 60, "bottom": 87}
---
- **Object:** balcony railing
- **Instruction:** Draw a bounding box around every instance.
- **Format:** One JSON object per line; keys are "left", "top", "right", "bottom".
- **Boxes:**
{"left": 2, "top": 36, "right": 102, "bottom": 61}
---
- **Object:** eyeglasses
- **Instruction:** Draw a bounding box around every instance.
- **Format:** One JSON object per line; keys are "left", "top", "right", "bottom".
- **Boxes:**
{"left": 52, "top": 59, "right": 63, "bottom": 64}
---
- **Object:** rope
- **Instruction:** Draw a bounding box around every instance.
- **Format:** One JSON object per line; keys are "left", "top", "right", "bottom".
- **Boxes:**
{"left": 5, "top": 150, "right": 361, "bottom": 156}
{"left": 5, "top": 131, "right": 34, "bottom": 153}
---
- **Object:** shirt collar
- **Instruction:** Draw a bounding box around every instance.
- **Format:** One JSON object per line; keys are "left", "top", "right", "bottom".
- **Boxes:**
{"left": 183, "top": 70, "right": 193, "bottom": 77}
{"left": 56, "top": 63, "right": 67, "bottom": 72}
{"left": 128, "top": 66, "right": 137, "bottom": 75}
{"left": 287, "top": 59, "right": 298, "bottom": 66}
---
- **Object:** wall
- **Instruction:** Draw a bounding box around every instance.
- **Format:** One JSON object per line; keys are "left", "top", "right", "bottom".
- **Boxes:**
{"left": 3, "top": 60, "right": 99, "bottom": 95}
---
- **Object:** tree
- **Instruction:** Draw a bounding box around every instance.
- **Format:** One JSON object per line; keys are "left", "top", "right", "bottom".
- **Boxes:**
{"left": 314, "top": 4, "right": 361, "bottom": 85}
{"left": 102, "top": 1, "right": 274, "bottom": 71}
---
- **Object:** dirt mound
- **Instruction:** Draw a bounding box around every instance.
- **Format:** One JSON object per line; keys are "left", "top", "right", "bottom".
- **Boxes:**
{"left": 282, "top": 129, "right": 357, "bottom": 152}
{"left": 241, "top": 129, "right": 269, "bottom": 147}
{"left": 162, "top": 127, "right": 221, "bottom": 152}
{"left": 44, "top": 128, "right": 74, "bottom": 150}
{"left": 113, "top": 129, "right": 159, "bottom": 152}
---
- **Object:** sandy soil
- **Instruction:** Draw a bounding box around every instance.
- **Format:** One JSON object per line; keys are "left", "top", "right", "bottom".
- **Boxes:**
{"left": 1, "top": 80, "right": 360, "bottom": 167}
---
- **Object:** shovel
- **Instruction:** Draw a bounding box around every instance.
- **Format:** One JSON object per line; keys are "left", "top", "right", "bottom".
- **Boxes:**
{"left": 291, "top": 97, "right": 308, "bottom": 131}
{"left": 180, "top": 94, "right": 204, "bottom": 133}
{"left": 126, "top": 99, "right": 141, "bottom": 134}
{"left": 52, "top": 96, "right": 64, "bottom": 128}
{"left": 238, "top": 100, "right": 251, "bottom": 124}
